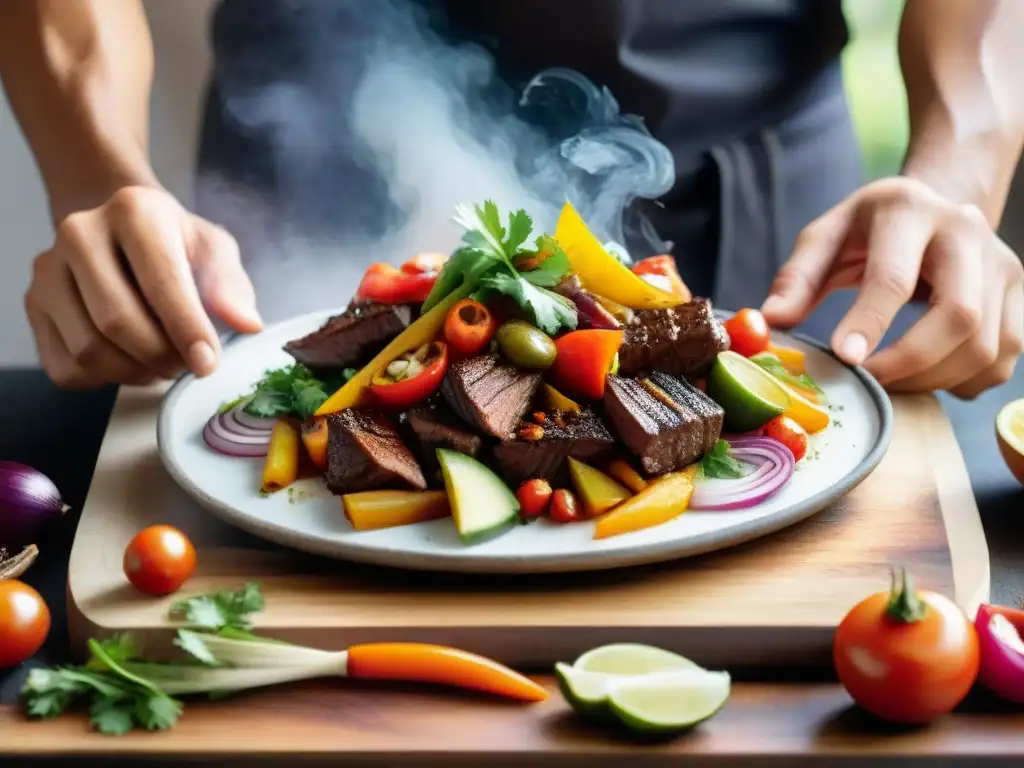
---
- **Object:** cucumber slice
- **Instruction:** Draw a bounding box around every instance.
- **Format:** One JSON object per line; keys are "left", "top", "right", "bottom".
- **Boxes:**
{"left": 436, "top": 449, "right": 519, "bottom": 543}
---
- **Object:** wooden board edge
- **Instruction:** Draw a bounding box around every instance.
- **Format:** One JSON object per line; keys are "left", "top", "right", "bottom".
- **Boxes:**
{"left": 925, "top": 397, "right": 990, "bottom": 614}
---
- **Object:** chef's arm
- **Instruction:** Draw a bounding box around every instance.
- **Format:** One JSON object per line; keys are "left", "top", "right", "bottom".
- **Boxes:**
{"left": 899, "top": 0, "right": 1024, "bottom": 226}
{"left": 0, "top": 0, "right": 160, "bottom": 225}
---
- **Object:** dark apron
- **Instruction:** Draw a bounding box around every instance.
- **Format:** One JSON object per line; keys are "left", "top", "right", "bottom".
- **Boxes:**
{"left": 194, "top": 0, "right": 859, "bottom": 318}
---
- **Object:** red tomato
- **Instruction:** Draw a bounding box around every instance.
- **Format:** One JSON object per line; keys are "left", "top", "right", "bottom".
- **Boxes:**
{"left": 550, "top": 330, "right": 625, "bottom": 400}
{"left": 723, "top": 308, "right": 771, "bottom": 357}
{"left": 0, "top": 580, "right": 50, "bottom": 668}
{"left": 356, "top": 263, "right": 437, "bottom": 304}
{"left": 762, "top": 415, "right": 808, "bottom": 461}
{"left": 516, "top": 479, "right": 553, "bottom": 519}
{"left": 123, "top": 525, "right": 197, "bottom": 596}
{"left": 549, "top": 489, "right": 582, "bottom": 523}
{"left": 444, "top": 299, "right": 497, "bottom": 356}
{"left": 833, "top": 569, "right": 979, "bottom": 724}
{"left": 631, "top": 255, "right": 692, "bottom": 301}
{"left": 370, "top": 342, "right": 449, "bottom": 411}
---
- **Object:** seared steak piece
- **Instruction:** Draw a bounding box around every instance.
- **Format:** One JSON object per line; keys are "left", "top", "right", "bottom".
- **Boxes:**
{"left": 618, "top": 299, "right": 729, "bottom": 379}
{"left": 603, "top": 373, "right": 724, "bottom": 475}
{"left": 441, "top": 355, "right": 542, "bottom": 439}
{"left": 407, "top": 404, "right": 483, "bottom": 478}
{"left": 326, "top": 409, "right": 426, "bottom": 494}
{"left": 284, "top": 302, "right": 413, "bottom": 370}
{"left": 492, "top": 409, "right": 615, "bottom": 487}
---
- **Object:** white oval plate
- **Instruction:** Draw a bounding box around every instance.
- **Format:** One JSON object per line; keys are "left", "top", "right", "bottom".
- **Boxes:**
{"left": 158, "top": 310, "right": 893, "bottom": 574}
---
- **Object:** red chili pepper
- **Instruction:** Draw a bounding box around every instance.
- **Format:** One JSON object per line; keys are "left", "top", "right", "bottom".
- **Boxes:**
{"left": 369, "top": 341, "right": 449, "bottom": 410}
{"left": 356, "top": 263, "right": 437, "bottom": 305}
{"left": 444, "top": 298, "right": 497, "bottom": 356}
{"left": 631, "top": 255, "right": 692, "bottom": 301}
{"left": 550, "top": 329, "right": 624, "bottom": 400}
{"left": 401, "top": 252, "right": 448, "bottom": 275}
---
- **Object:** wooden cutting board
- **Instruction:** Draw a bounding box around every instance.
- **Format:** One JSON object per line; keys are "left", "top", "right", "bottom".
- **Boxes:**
{"left": 66, "top": 385, "right": 988, "bottom": 670}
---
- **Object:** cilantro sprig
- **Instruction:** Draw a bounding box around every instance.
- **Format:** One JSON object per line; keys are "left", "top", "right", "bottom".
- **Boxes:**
{"left": 700, "top": 440, "right": 751, "bottom": 480}
{"left": 229, "top": 364, "right": 347, "bottom": 420}
{"left": 421, "top": 201, "right": 577, "bottom": 335}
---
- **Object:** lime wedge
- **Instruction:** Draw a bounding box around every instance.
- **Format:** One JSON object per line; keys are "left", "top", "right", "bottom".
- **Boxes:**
{"left": 608, "top": 670, "right": 731, "bottom": 735}
{"left": 574, "top": 643, "right": 701, "bottom": 675}
{"left": 706, "top": 350, "right": 790, "bottom": 432}
{"left": 555, "top": 663, "right": 618, "bottom": 717}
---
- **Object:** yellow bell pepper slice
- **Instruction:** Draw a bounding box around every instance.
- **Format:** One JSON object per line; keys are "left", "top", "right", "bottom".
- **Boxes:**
{"left": 568, "top": 457, "right": 632, "bottom": 517}
{"left": 315, "top": 287, "right": 469, "bottom": 416}
{"left": 767, "top": 343, "right": 807, "bottom": 375}
{"left": 540, "top": 383, "right": 581, "bottom": 415}
{"left": 553, "top": 201, "right": 683, "bottom": 310}
{"left": 602, "top": 458, "right": 648, "bottom": 494}
{"left": 261, "top": 419, "right": 300, "bottom": 493}
{"left": 342, "top": 490, "right": 451, "bottom": 531}
{"left": 780, "top": 384, "right": 830, "bottom": 434}
{"left": 593, "top": 471, "right": 694, "bottom": 540}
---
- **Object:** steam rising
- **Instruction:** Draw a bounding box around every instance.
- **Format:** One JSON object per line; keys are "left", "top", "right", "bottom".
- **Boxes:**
{"left": 197, "top": 0, "right": 675, "bottom": 322}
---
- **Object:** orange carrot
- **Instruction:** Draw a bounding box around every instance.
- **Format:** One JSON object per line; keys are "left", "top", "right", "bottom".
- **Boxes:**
{"left": 301, "top": 417, "right": 329, "bottom": 469}
{"left": 346, "top": 642, "right": 549, "bottom": 702}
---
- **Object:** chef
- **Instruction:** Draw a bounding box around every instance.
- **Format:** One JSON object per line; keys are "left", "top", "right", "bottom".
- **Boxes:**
{"left": 1, "top": 0, "right": 1021, "bottom": 398}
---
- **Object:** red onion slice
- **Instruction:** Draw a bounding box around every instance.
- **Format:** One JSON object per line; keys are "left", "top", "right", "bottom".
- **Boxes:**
{"left": 203, "top": 412, "right": 271, "bottom": 457}
{"left": 219, "top": 409, "right": 274, "bottom": 439}
{"left": 690, "top": 437, "right": 795, "bottom": 511}
{"left": 975, "top": 605, "right": 1024, "bottom": 704}
{"left": 233, "top": 407, "right": 276, "bottom": 431}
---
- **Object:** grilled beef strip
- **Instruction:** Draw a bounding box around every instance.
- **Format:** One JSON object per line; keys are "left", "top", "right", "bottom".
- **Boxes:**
{"left": 602, "top": 372, "right": 724, "bottom": 475}
{"left": 440, "top": 355, "right": 542, "bottom": 439}
{"left": 492, "top": 408, "right": 616, "bottom": 487}
{"left": 284, "top": 302, "right": 413, "bottom": 370}
{"left": 617, "top": 298, "right": 729, "bottom": 379}
{"left": 326, "top": 408, "right": 426, "bottom": 494}
{"left": 406, "top": 403, "right": 483, "bottom": 482}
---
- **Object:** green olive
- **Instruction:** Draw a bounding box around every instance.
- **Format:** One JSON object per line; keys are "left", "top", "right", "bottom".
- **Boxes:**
{"left": 496, "top": 321, "right": 557, "bottom": 369}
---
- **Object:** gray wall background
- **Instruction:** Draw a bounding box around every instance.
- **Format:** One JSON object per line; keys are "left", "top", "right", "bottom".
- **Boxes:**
{"left": 0, "top": 2, "right": 1021, "bottom": 365}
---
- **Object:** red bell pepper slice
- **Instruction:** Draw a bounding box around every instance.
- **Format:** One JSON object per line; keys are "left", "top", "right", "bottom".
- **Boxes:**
{"left": 369, "top": 341, "right": 449, "bottom": 410}
{"left": 631, "top": 255, "right": 692, "bottom": 301}
{"left": 356, "top": 263, "right": 437, "bottom": 305}
{"left": 400, "top": 252, "right": 448, "bottom": 275}
{"left": 550, "top": 330, "right": 624, "bottom": 400}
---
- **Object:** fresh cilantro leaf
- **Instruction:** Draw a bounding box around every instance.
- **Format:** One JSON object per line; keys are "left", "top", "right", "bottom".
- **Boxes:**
{"left": 479, "top": 272, "right": 578, "bottom": 336}
{"left": 700, "top": 440, "right": 751, "bottom": 480}
{"left": 89, "top": 698, "right": 136, "bottom": 736}
{"left": 24, "top": 688, "right": 76, "bottom": 719}
{"left": 503, "top": 209, "right": 534, "bottom": 253}
{"left": 135, "top": 693, "right": 183, "bottom": 731}
{"left": 518, "top": 235, "right": 573, "bottom": 288}
{"left": 170, "top": 582, "right": 265, "bottom": 633}
{"left": 174, "top": 629, "right": 220, "bottom": 666}
{"left": 93, "top": 635, "right": 138, "bottom": 667}
{"left": 243, "top": 388, "right": 290, "bottom": 418}
{"left": 235, "top": 364, "right": 339, "bottom": 420}
{"left": 292, "top": 380, "right": 329, "bottom": 419}
{"left": 342, "top": 368, "right": 358, "bottom": 381}
{"left": 421, "top": 247, "right": 497, "bottom": 313}
{"left": 480, "top": 200, "right": 505, "bottom": 245}
{"left": 751, "top": 353, "right": 826, "bottom": 400}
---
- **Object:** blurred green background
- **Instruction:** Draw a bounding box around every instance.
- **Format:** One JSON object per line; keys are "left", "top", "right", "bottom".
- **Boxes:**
{"left": 842, "top": 0, "right": 908, "bottom": 180}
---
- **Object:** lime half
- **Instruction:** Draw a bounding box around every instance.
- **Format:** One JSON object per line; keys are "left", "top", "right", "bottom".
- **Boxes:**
{"left": 608, "top": 670, "right": 732, "bottom": 735}
{"left": 557, "top": 644, "right": 702, "bottom": 718}
{"left": 706, "top": 350, "right": 790, "bottom": 431}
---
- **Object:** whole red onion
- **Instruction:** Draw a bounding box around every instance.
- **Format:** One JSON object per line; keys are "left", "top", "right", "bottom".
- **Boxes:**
{"left": 0, "top": 461, "right": 68, "bottom": 550}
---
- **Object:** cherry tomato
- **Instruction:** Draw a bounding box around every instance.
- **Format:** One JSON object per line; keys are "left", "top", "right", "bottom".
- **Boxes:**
{"left": 356, "top": 263, "right": 437, "bottom": 304}
{"left": 762, "top": 415, "right": 808, "bottom": 461}
{"left": 549, "top": 489, "right": 582, "bottom": 523}
{"left": 444, "top": 299, "right": 497, "bottom": 356}
{"left": 723, "top": 308, "right": 771, "bottom": 358}
{"left": 516, "top": 479, "right": 553, "bottom": 519}
{"left": 123, "top": 525, "right": 197, "bottom": 596}
{"left": 833, "top": 568, "right": 979, "bottom": 724}
{"left": 401, "top": 251, "right": 447, "bottom": 275}
{"left": 0, "top": 580, "right": 50, "bottom": 668}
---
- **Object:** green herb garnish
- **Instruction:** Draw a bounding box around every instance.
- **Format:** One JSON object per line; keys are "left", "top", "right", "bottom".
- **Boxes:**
{"left": 750, "top": 353, "right": 826, "bottom": 400}
{"left": 700, "top": 440, "right": 750, "bottom": 479}
{"left": 421, "top": 200, "right": 576, "bottom": 335}
{"left": 235, "top": 364, "right": 345, "bottom": 420}
{"left": 170, "top": 581, "right": 264, "bottom": 633}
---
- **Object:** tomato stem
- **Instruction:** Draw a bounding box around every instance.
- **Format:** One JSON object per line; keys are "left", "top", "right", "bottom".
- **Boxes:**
{"left": 885, "top": 566, "right": 928, "bottom": 623}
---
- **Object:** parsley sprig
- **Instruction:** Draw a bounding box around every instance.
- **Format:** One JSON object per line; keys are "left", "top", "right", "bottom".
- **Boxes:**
{"left": 421, "top": 201, "right": 577, "bottom": 335}
{"left": 227, "top": 364, "right": 348, "bottom": 420}
{"left": 700, "top": 440, "right": 751, "bottom": 480}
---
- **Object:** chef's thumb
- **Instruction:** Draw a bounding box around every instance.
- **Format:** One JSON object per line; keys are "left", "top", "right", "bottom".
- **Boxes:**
{"left": 192, "top": 223, "right": 263, "bottom": 334}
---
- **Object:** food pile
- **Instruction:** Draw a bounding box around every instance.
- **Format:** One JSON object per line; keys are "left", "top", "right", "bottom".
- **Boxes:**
{"left": 207, "top": 201, "right": 831, "bottom": 542}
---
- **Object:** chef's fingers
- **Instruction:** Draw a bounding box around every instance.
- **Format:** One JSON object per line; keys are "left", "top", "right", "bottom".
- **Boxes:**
{"left": 107, "top": 187, "right": 222, "bottom": 377}
{"left": 864, "top": 216, "right": 986, "bottom": 386}
{"left": 190, "top": 221, "right": 263, "bottom": 333}
{"left": 760, "top": 199, "right": 857, "bottom": 328}
{"left": 24, "top": 288, "right": 104, "bottom": 391}
{"left": 949, "top": 269, "right": 1024, "bottom": 399}
{"left": 829, "top": 202, "right": 933, "bottom": 366}
{"left": 56, "top": 211, "right": 182, "bottom": 377}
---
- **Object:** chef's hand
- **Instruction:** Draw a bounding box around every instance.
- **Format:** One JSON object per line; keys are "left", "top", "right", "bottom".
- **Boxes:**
{"left": 761, "top": 177, "right": 1024, "bottom": 399}
{"left": 25, "top": 186, "right": 262, "bottom": 389}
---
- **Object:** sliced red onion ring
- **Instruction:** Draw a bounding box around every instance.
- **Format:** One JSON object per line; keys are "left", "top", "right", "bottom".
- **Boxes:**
{"left": 203, "top": 407, "right": 272, "bottom": 457}
{"left": 690, "top": 437, "right": 795, "bottom": 511}
{"left": 233, "top": 406, "right": 276, "bottom": 431}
